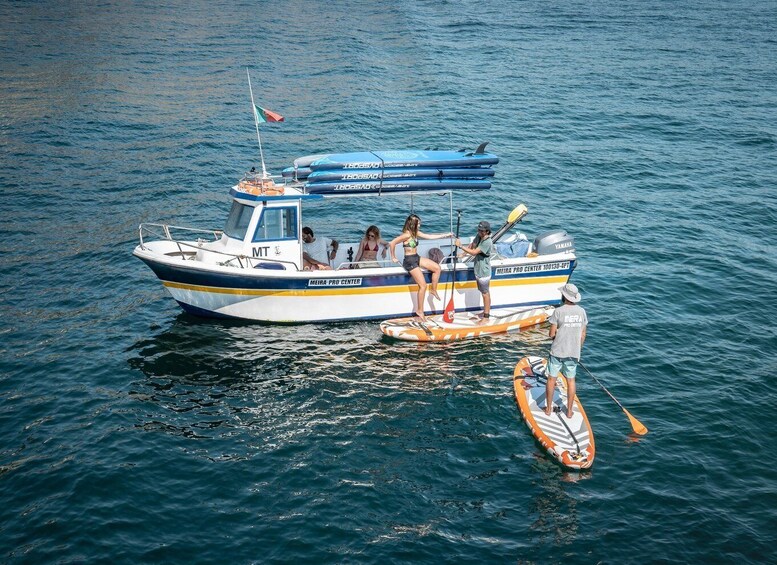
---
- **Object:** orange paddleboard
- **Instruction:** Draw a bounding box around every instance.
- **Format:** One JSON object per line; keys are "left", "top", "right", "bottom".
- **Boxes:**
{"left": 513, "top": 356, "right": 595, "bottom": 470}
{"left": 379, "top": 306, "right": 553, "bottom": 342}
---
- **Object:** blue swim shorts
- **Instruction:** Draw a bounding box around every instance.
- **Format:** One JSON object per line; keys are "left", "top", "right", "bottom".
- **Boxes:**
{"left": 547, "top": 355, "right": 578, "bottom": 379}
{"left": 476, "top": 275, "right": 491, "bottom": 294}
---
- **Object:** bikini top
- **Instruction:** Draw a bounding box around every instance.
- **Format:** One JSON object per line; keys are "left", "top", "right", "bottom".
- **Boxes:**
{"left": 403, "top": 235, "right": 418, "bottom": 249}
{"left": 364, "top": 241, "right": 379, "bottom": 252}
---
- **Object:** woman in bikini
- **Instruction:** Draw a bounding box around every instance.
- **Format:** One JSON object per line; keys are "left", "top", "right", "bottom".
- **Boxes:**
{"left": 353, "top": 225, "right": 388, "bottom": 268}
{"left": 389, "top": 214, "right": 453, "bottom": 320}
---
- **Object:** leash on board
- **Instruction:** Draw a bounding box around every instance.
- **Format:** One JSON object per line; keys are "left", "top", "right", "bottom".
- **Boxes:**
{"left": 553, "top": 405, "right": 583, "bottom": 456}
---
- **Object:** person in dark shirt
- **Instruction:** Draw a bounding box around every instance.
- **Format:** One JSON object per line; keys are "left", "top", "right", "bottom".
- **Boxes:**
{"left": 455, "top": 220, "right": 494, "bottom": 319}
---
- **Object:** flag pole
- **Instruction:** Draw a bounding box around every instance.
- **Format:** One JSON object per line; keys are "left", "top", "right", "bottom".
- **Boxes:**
{"left": 246, "top": 68, "right": 268, "bottom": 178}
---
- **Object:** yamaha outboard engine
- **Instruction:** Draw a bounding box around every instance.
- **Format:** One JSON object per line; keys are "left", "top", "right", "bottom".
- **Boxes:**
{"left": 532, "top": 230, "right": 575, "bottom": 255}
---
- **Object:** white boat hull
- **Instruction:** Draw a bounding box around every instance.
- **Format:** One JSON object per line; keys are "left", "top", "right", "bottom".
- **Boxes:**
{"left": 134, "top": 241, "right": 576, "bottom": 323}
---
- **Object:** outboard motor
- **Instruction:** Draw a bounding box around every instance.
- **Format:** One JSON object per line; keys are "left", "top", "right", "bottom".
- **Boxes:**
{"left": 532, "top": 230, "right": 575, "bottom": 255}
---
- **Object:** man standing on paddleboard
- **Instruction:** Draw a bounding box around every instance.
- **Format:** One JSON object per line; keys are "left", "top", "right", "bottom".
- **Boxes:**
{"left": 545, "top": 283, "right": 587, "bottom": 418}
{"left": 455, "top": 220, "right": 493, "bottom": 319}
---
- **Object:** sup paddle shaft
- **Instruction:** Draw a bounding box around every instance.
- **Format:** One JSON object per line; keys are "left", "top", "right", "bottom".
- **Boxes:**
{"left": 579, "top": 362, "right": 648, "bottom": 435}
{"left": 443, "top": 210, "right": 462, "bottom": 323}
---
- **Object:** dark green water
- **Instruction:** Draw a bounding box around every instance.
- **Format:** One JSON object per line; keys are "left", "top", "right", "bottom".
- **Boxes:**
{"left": 1, "top": 0, "right": 776, "bottom": 562}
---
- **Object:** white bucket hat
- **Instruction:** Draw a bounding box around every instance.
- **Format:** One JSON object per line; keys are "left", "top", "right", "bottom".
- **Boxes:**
{"left": 559, "top": 283, "right": 581, "bottom": 303}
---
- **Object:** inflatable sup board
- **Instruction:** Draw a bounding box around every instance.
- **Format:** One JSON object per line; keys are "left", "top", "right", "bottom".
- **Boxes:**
{"left": 282, "top": 166, "right": 313, "bottom": 179}
{"left": 305, "top": 178, "right": 491, "bottom": 195}
{"left": 309, "top": 149, "right": 499, "bottom": 171}
{"left": 281, "top": 153, "right": 331, "bottom": 179}
{"left": 513, "top": 356, "right": 595, "bottom": 470}
{"left": 305, "top": 166, "right": 495, "bottom": 182}
{"left": 379, "top": 306, "right": 552, "bottom": 342}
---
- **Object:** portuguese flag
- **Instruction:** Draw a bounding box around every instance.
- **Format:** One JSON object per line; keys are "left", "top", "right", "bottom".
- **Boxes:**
{"left": 254, "top": 105, "right": 284, "bottom": 123}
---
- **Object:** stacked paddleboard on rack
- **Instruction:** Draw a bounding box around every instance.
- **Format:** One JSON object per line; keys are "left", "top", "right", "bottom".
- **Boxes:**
{"left": 283, "top": 146, "right": 499, "bottom": 195}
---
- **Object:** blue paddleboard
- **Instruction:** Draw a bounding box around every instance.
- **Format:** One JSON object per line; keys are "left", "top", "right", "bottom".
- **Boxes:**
{"left": 305, "top": 167, "right": 495, "bottom": 182}
{"left": 309, "top": 149, "right": 499, "bottom": 171}
{"left": 282, "top": 166, "right": 313, "bottom": 179}
{"left": 281, "top": 153, "right": 331, "bottom": 179}
{"left": 304, "top": 178, "right": 491, "bottom": 195}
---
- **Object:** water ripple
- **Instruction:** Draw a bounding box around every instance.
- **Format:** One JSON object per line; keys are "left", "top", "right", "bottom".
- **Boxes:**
{"left": 2, "top": 0, "right": 777, "bottom": 562}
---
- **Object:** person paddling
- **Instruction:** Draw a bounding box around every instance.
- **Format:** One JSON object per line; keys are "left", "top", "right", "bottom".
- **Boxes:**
{"left": 545, "top": 283, "right": 588, "bottom": 418}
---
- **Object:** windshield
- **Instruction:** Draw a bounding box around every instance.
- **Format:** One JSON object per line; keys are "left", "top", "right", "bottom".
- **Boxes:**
{"left": 224, "top": 202, "right": 253, "bottom": 240}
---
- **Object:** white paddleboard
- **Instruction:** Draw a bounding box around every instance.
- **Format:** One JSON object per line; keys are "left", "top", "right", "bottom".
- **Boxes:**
{"left": 513, "top": 356, "right": 595, "bottom": 469}
{"left": 380, "top": 306, "right": 553, "bottom": 342}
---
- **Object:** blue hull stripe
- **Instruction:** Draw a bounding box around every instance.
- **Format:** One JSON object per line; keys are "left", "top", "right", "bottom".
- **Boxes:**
{"left": 140, "top": 257, "right": 576, "bottom": 292}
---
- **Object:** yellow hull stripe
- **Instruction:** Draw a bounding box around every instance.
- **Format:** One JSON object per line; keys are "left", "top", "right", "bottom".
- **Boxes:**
{"left": 162, "top": 275, "right": 569, "bottom": 298}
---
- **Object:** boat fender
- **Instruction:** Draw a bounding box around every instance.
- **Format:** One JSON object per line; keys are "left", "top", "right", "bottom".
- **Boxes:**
{"left": 254, "top": 262, "right": 285, "bottom": 270}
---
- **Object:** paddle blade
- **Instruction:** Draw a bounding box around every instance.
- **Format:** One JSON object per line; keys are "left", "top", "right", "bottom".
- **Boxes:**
{"left": 442, "top": 297, "right": 455, "bottom": 323}
{"left": 507, "top": 203, "right": 528, "bottom": 223}
{"left": 625, "top": 409, "right": 648, "bottom": 435}
{"left": 580, "top": 362, "right": 648, "bottom": 436}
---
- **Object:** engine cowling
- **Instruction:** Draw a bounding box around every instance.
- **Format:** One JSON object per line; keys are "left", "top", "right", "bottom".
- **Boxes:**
{"left": 532, "top": 230, "right": 575, "bottom": 255}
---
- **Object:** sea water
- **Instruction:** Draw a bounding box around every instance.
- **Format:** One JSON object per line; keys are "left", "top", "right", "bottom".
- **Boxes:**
{"left": 1, "top": 0, "right": 776, "bottom": 562}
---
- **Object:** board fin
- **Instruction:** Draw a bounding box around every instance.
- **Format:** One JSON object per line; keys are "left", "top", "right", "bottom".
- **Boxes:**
{"left": 474, "top": 141, "right": 489, "bottom": 154}
{"left": 465, "top": 141, "right": 489, "bottom": 156}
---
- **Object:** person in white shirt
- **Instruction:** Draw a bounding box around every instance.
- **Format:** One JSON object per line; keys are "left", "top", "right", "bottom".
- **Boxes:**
{"left": 545, "top": 283, "right": 588, "bottom": 419}
{"left": 302, "top": 226, "right": 339, "bottom": 270}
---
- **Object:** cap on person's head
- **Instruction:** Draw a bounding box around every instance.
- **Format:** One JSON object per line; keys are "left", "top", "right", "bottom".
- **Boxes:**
{"left": 559, "top": 283, "right": 581, "bottom": 303}
{"left": 477, "top": 221, "right": 491, "bottom": 232}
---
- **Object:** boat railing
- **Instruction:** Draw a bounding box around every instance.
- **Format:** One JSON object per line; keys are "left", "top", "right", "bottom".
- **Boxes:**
{"left": 139, "top": 223, "right": 224, "bottom": 259}
{"left": 138, "top": 223, "right": 300, "bottom": 271}
{"left": 139, "top": 223, "right": 223, "bottom": 248}
{"left": 241, "top": 170, "right": 286, "bottom": 183}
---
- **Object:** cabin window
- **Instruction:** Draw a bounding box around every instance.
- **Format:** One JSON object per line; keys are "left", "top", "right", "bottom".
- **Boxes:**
{"left": 253, "top": 207, "right": 298, "bottom": 242}
{"left": 224, "top": 202, "right": 254, "bottom": 240}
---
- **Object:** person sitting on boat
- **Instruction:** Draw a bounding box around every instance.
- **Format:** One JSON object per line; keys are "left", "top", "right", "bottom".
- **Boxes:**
{"left": 353, "top": 225, "right": 388, "bottom": 268}
{"left": 302, "top": 226, "right": 339, "bottom": 270}
{"left": 389, "top": 214, "right": 453, "bottom": 320}
{"left": 455, "top": 220, "right": 493, "bottom": 319}
{"left": 545, "top": 283, "right": 588, "bottom": 419}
